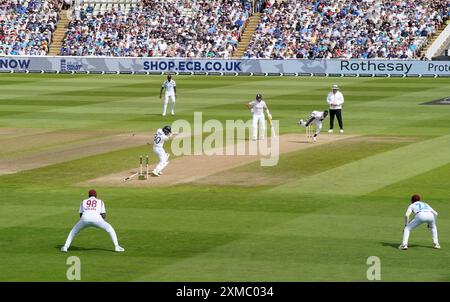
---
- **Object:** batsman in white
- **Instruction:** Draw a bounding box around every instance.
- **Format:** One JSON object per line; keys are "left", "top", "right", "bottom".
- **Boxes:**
{"left": 247, "top": 93, "right": 271, "bottom": 141}
{"left": 61, "top": 189, "right": 125, "bottom": 252}
{"left": 399, "top": 194, "right": 440, "bottom": 250}
{"left": 297, "top": 110, "right": 329, "bottom": 142}
{"left": 160, "top": 74, "right": 176, "bottom": 116}
{"left": 152, "top": 125, "right": 174, "bottom": 176}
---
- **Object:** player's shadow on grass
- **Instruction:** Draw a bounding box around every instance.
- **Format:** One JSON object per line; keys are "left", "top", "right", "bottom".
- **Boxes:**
{"left": 54, "top": 245, "right": 114, "bottom": 252}
{"left": 381, "top": 242, "right": 435, "bottom": 249}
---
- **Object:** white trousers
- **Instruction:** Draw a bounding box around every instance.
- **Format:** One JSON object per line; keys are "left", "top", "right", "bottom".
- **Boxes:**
{"left": 303, "top": 118, "right": 322, "bottom": 136}
{"left": 153, "top": 146, "right": 169, "bottom": 173}
{"left": 402, "top": 211, "right": 439, "bottom": 246}
{"left": 163, "top": 94, "right": 176, "bottom": 115}
{"left": 313, "top": 120, "right": 322, "bottom": 135}
{"left": 63, "top": 216, "right": 120, "bottom": 248}
{"left": 252, "top": 114, "right": 266, "bottom": 140}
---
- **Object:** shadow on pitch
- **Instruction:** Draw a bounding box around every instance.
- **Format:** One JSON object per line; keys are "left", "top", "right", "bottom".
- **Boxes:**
{"left": 55, "top": 245, "right": 115, "bottom": 252}
{"left": 288, "top": 140, "right": 309, "bottom": 144}
{"left": 143, "top": 113, "right": 171, "bottom": 117}
{"left": 381, "top": 242, "right": 435, "bottom": 249}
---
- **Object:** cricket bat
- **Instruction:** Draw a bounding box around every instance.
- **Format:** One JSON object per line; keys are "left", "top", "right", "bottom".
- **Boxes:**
{"left": 268, "top": 114, "right": 276, "bottom": 137}
{"left": 123, "top": 172, "right": 138, "bottom": 182}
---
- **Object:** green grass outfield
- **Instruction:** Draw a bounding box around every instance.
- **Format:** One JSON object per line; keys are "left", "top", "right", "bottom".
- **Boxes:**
{"left": 0, "top": 74, "right": 449, "bottom": 281}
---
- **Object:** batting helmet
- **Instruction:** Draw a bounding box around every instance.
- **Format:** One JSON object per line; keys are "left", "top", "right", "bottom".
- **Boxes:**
{"left": 256, "top": 93, "right": 262, "bottom": 100}
{"left": 88, "top": 189, "right": 97, "bottom": 197}
{"left": 163, "top": 125, "right": 171, "bottom": 135}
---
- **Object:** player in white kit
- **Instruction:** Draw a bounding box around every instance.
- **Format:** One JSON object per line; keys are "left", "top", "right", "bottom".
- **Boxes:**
{"left": 61, "top": 189, "right": 125, "bottom": 252}
{"left": 152, "top": 125, "right": 173, "bottom": 176}
{"left": 247, "top": 93, "right": 271, "bottom": 141}
{"left": 160, "top": 75, "right": 176, "bottom": 116}
{"left": 399, "top": 194, "right": 440, "bottom": 250}
{"left": 297, "top": 110, "right": 329, "bottom": 142}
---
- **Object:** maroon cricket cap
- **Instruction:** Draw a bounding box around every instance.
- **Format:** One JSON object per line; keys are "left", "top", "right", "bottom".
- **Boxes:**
{"left": 88, "top": 189, "right": 97, "bottom": 197}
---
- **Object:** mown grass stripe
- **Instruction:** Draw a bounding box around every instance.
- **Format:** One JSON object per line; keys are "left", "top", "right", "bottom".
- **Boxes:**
{"left": 272, "top": 135, "right": 450, "bottom": 195}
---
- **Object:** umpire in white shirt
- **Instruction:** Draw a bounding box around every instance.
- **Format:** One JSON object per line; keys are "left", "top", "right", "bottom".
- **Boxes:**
{"left": 327, "top": 84, "right": 344, "bottom": 133}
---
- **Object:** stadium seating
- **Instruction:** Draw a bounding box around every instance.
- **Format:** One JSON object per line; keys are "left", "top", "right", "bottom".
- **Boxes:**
{"left": 75, "top": 0, "right": 140, "bottom": 17}
{"left": 0, "top": 0, "right": 63, "bottom": 56}
{"left": 243, "top": 0, "right": 449, "bottom": 59}
{"left": 60, "top": 0, "right": 252, "bottom": 57}
{"left": 1, "top": 0, "right": 448, "bottom": 59}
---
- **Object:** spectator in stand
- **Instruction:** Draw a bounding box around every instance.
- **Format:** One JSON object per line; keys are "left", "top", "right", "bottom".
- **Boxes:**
{"left": 62, "top": 0, "right": 71, "bottom": 10}
{"left": 85, "top": 4, "right": 93, "bottom": 14}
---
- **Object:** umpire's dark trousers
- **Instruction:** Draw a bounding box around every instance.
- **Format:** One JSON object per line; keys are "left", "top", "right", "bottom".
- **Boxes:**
{"left": 329, "top": 109, "right": 343, "bottom": 130}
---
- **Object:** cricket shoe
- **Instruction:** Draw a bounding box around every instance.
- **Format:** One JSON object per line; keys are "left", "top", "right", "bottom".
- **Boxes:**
{"left": 171, "top": 111, "right": 175, "bottom": 115}
{"left": 115, "top": 246, "right": 125, "bottom": 252}
{"left": 152, "top": 170, "right": 160, "bottom": 177}
{"left": 61, "top": 246, "right": 68, "bottom": 253}
{"left": 328, "top": 129, "right": 333, "bottom": 133}
{"left": 434, "top": 244, "right": 441, "bottom": 249}
{"left": 339, "top": 129, "right": 344, "bottom": 133}
{"left": 297, "top": 119, "right": 304, "bottom": 126}
{"left": 162, "top": 113, "right": 166, "bottom": 116}
{"left": 313, "top": 137, "right": 317, "bottom": 142}
{"left": 398, "top": 244, "right": 408, "bottom": 250}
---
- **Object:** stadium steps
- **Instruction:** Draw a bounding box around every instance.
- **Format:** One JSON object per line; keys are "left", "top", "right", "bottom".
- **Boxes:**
{"left": 48, "top": 10, "right": 70, "bottom": 56}
{"left": 420, "top": 19, "right": 450, "bottom": 57}
{"left": 233, "top": 13, "right": 260, "bottom": 58}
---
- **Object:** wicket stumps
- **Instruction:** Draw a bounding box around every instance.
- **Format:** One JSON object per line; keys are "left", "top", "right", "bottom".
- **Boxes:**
{"left": 146, "top": 155, "right": 149, "bottom": 179}
{"left": 306, "top": 124, "right": 314, "bottom": 138}
{"left": 138, "top": 155, "right": 148, "bottom": 180}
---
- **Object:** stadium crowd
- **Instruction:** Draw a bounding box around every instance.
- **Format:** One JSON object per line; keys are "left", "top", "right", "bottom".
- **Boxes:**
{"left": 60, "top": 0, "right": 252, "bottom": 58}
{"left": 1, "top": 0, "right": 448, "bottom": 59}
{"left": 0, "top": 0, "right": 62, "bottom": 56}
{"left": 243, "top": 0, "right": 450, "bottom": 59}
